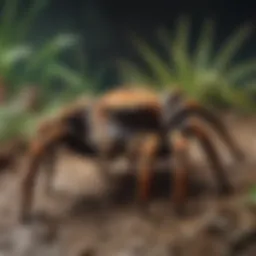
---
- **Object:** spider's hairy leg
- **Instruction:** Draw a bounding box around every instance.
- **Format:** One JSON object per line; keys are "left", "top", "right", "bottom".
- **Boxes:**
{"left": 19, "top": 125, "right": 68, "bottom": 224}
{"left": 170, "top": 131, "right": 190, "bottom": 214}
{"left": 136, "top": 133, "right": 159, "bottom": 203}
{"left": 126, "top": 133, "right": 145, "bottom": 169}
{"left": 167, "top": 100, "right": 244, "bottom": 161}
{"left": 181, "top": 120, "right": 233, "bottom": 195}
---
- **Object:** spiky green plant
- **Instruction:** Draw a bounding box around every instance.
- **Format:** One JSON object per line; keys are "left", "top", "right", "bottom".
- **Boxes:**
{"left": 0, "top": 89, "right": 74, "bottom": 145}
{"left": 0, "top": 58, "right": 100, "bottom": 146}
{"left": 18, "top": 33, "right": 80, "bottom": 98}
{"left": 0, "top": 96, "right": 35, "bottom": 143}
{"left": 0, "top": 0, "right": 47, "bottom": 85}
{"left": 0, "top": 0, "right": 102, "bottom": 147}
{"left": 120, "top": 17, "right": 256, "bottom": 111}
{"left": 0, "top": 0, "right": 96, "bottom": 100}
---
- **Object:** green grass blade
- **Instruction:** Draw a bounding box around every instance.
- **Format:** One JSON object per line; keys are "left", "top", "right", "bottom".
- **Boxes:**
{"left": 0, "top": 99, "right": 33, "bottom": 142}
{"left": 227, "top": 59, "right": 256, "bottom": 83}
{"left": 214, "top": 24, "right": 254, "bottom": 71}
{"left": 48, "top": 63, "right": 85, "bottom": 88}
{"left": 20, "top": 33, "right": 78, "bottom": 86}
{"left": 194, "top": 18, "right": 215, "bottom": 69}
{"left": 132, "top": 36, "right": 175, "bottom": 85}
{"left": 220, "top": 84, "right": 255, "bottom": 111}
{"left": 24, "top": 33, "right": 78, "bottom": 73}
{"left": 16, "top": 0, "right": 49, "bottom": 43}
{"left": 171, "top": 16, "right": 193, "bottom": 89}
{"left": 48, "top": 62, "right": 97, "bottom": 96}
{"left": 118, "top": 60, "right": 154, "bottom": 85}
{"left": 0, "top": 45, "right": 32, "bottom": 77}
{"left": 172, "top": 15, "right": 191, "bottom": 65}
{"left": 156, "top": 28, "right": 174, "bottom": 65}
{"left": 0, "top": 0, "right": 19, "bottom": 46}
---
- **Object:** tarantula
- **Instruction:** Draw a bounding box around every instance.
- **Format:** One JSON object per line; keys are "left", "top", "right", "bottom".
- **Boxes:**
{"left": 19, "top": 86, "right": 244, "bottom": 223}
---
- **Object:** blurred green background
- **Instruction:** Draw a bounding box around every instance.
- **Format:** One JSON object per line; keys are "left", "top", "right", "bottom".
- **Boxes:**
{"left": 0, "top": 0, "right": 255, "bottom": 143}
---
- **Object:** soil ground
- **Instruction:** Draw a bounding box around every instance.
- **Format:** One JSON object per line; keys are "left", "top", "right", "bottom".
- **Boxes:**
{"left": 0, "top": 113, "right": 255, "bottom": 256}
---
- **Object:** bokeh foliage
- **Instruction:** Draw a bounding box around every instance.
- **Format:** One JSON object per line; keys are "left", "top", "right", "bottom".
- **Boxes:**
{"left": 0, "top": 4, "right": 255, "bottom": 146}
{"left": 0, "top": 0, "right": 99, "bottom": 143}
{"left": 120, "top": 17, "right": 256, "bottom": 112}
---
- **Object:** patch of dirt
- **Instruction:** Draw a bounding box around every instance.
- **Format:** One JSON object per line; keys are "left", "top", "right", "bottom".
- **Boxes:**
{"left": 0, "top": 114, "right": 255, "bottom": 256}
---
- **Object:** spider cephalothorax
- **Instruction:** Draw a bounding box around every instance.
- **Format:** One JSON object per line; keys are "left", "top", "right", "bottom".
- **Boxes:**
{"left": 19, "top": 86, "right": 244, "bottom": 223}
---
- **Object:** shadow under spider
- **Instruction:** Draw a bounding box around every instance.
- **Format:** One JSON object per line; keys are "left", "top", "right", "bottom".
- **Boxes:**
{"left": 68, "top": 162, "right": 212, "bottom": 217}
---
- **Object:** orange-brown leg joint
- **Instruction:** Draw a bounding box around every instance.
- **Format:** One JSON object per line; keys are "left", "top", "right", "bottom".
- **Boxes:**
{"left": 19, "top": 139, "right": 45, "bottom": 223}
{"left": 184, "top": 100, "right": 244, "bottom": 161}
{"left": 19, "top": 127, "right": 67, "bottom": 223}
{"left": 183, "top": 120, "right": 233, "bottom": 195}
{"left": 126, "top": 134, "right": 144, "bottom": 169}
{"left": 137, "top": 134, "right": 159, "bottom": 202}
{"left": 170, "top": 132, "right": 190, "bottom": 211}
